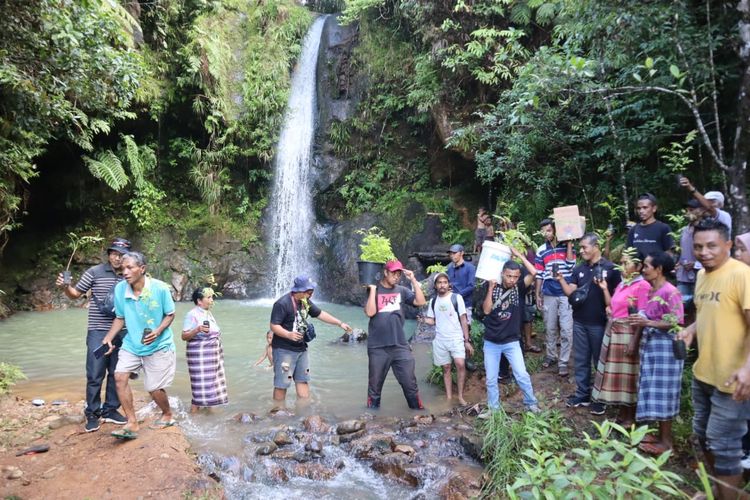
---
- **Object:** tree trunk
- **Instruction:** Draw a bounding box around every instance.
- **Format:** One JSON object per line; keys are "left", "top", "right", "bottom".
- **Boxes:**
{"left": 732, "top": 1, "right": 750, "bottom": 233}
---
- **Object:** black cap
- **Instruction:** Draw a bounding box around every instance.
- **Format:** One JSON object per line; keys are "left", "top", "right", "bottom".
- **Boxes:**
{"left": 107, "top": 238, "right": 132, "bottom": 254}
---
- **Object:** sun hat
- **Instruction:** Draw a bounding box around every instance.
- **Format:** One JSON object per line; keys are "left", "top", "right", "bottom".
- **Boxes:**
{"left": 291, "top": 275, "right": 317, "bottom": 292}
{"left": 384, "top": 260, "right": 404, "bottom": 272}
{"left": 107, "top": 238, "right": 132, "bottom": 254}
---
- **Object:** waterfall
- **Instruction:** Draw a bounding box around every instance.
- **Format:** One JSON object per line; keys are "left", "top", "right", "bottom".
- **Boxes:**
{"left": 268, "top": 15, "right": 327, "bottom": 297}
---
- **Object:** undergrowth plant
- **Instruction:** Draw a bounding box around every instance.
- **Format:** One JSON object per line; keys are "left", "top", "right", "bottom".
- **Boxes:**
{"left": 0, "top": 363, "right": 26, "bottom": 395}
{"left": 506, "top": 421, "right": 702, "bottom": 499}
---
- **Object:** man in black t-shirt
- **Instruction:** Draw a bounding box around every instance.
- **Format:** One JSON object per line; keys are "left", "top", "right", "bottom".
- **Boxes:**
{"left": 557, "top": 233, "right": 621, "bottom": 414}
{"left": 56, "top": 237, "right": 132, "bottom": 433}
{"left": 269, "top": 275, "right": 351, "bottom": 404}
{"left": 626, "top": 193, "right": 674, "bottom": 256}
{"left": 364, "top": 259, "right": 426, "bottom": 409}
{"left": 479, "top": 249, "right": 541, "bottom": 418}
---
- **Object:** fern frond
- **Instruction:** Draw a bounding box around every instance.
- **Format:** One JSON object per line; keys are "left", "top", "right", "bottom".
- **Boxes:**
{"left": 84, "top": 150, "right": 129, "bottom": 191}
{"left": 510, "top": 4, "right": 532, "bottom": 25}
{"left": 536, "top": 3, "right": 558, "bottom": 25}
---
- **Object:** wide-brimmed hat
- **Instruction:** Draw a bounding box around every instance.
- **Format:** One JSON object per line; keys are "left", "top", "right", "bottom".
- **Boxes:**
{"left": 291, "top": 275, "right": 317, "bottom": 292}
{"left": 107, "top": 238, "right": 132, "bottom": 254}
{"left": 384, "top": 260, "right": 404, "bottom": 272}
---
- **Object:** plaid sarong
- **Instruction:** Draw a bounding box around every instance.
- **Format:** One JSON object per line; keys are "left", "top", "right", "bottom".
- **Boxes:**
{"left": 186, "top": 336, "right": 229, "bottom": 407}
{"left": 636, "top": 328, "right": 683, "bottom": 421}
{"left": 592, "top": 319, "right": 639, "bottom": 405}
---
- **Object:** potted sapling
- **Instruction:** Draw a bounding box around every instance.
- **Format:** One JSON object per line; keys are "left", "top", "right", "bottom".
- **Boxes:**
{"left": 356, "top": 227, "right": 395, "bottom": 286}
{"left": 62, "top": 233, "right": 103, "bottom": 284}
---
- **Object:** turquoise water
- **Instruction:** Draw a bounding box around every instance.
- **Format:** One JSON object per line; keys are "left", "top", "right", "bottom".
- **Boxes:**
{"left": 0, "top": 299, "right": 447, "bottom": 419}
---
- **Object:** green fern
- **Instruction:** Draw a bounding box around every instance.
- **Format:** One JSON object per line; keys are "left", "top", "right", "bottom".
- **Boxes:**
{"left": 535, "top": 3, "right": 558, "bottom": 25}
{"left": 510, "top": 4, "right": 532, "bottom": 25}
{"left": 84, "top": 150, "right": 128, "bottom": 191}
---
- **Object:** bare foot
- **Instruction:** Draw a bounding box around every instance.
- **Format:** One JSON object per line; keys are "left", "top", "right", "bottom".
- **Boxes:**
{"left": 458, "top": 397, "right": 468, "bottom": 406}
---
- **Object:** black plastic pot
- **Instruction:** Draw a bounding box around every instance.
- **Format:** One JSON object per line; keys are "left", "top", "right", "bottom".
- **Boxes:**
{"left": 357, "top": 261, "right": 384, "bottom": 286}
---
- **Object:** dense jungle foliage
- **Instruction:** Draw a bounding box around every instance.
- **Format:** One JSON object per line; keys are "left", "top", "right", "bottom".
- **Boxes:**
{"left": 1, "top": 0, "right": 749, "bottom": 259}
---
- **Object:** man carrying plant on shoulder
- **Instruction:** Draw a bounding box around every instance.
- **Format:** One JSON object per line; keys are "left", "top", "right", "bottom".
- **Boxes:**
{"left": 56, "top": 237, "right": 131, "bottom": 433}
{"left": 365, "top": 260, "right": 426, "bottom": 409}
{"left": 269, "top": 275, "right": 351, "bottom": 405}
{"left": 102, "top": 251, "right": 177, "bottom": 440}
{"left": 420, "top": 272, "right": 473, "bottom": 405}
{"left": 479, "top": 248, "right": 541, "bottom": 418}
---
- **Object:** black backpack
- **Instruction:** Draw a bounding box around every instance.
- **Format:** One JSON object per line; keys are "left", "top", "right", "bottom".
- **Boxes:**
{"left": 472, "top": 281, "right": 489, "bottom": 321}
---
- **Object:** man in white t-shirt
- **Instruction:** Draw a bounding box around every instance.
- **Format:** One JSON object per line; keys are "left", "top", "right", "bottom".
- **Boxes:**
{"left": 421, "top": 272, "right": 474, "bottom": 405}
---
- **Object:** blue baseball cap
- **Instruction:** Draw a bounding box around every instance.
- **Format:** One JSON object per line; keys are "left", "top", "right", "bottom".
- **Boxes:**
{"left": 448, "top": 244, "right": 465, "bottom": 253}
{"left": 291, "top": 275, "right": 317, "bottom": 292}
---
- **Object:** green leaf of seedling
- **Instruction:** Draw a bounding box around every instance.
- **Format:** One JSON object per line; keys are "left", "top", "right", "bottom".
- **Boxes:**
{"left": 645, "top": 57, "right": 654, "bottom": 69}
{"left": 649, "top": 69, "right": 657, "bottom": 77}
{"left": 669, "top": 64, "right": 681, "bottom": 78}
{"left": 633, "top": 73, "right": 642, "bottom": 82}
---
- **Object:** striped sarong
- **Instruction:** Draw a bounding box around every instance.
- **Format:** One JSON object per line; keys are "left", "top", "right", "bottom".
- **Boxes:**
{"left": 186, "top": 336, "right": 228, "bottom": 407}
{"left": 636, "top": 328, "right": 683, "bottom": 421}
{"left": 592, "top": 319, "right": 639, "bottom": 405}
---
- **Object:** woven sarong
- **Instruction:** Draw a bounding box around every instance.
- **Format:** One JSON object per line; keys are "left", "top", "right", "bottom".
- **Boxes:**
{"left": 636, "top": 328, "right": 683, "bottom": 421}
{"left": 592, "top": 319, "right": 639, "bottom": 405}
{"left": 186, "top": 336, "right": 228, "bottom": 407}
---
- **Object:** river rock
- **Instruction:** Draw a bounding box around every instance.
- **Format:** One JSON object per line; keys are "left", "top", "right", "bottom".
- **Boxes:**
{"left": 338, "top": 429, "right": 366, "bottom": 443}
{"left": 371, "top": 453, "right": 418, "bottom": 487}
{"left": 350, "top": 434, "right": 394, "bottom": 459}
{"left": 413, "top": 414, "right": 434, "bottom": 425}
{"left": 305, "top": 439, "right": 323, "bottom": 454}
{"left": 438, "top": 466, "right": 484, "bottom": 499}
{"left": 459, "top": 433, "right": 483, "bottom": 461}
{"left": 393, "top": 444, "right": 415, "bottom": 456}
{"left": 219, "top": 456, "right": 241, "bottom": 476}
{"left": 336, "top": 419, "right": 365, "bottom": 435}
{"left": 266, "top": 464, "right": 289, "bottom": 482}
{"left": 292, "top": 463, "right": 340, "bottom": 481}
{"left": 47, "top": 414, "right": 84, "bottom": 429}
{"left": 234, "top": 412, "right": 260, "bottom": 424}
{"left": 273, "top": 431, "right": 293, "bottom": 446}
{"left": 302, "top": 415, "right": 330, "bottom": 433}
{"left": 3, "top": 466, "right": 23, "bottom": 480}
{"left": 256, "top": 442, "right": 278, "bottom": 456}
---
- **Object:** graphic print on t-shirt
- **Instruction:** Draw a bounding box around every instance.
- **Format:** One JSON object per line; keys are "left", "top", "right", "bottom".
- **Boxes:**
{"left": 494, "top": 285, "right": 519, "bottom": 321}
{"left": 377, "top": 292, "right": 402, "bottom": 313}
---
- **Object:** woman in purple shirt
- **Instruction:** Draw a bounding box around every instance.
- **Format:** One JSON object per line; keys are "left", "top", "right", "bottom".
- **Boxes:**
{"left": 629, "top": 251, "right": 684, "bottom": 455}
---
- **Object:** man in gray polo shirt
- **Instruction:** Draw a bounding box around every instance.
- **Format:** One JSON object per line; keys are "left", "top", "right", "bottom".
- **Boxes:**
{"left": 56, "top": 237, "right": 131, "bottom": 432}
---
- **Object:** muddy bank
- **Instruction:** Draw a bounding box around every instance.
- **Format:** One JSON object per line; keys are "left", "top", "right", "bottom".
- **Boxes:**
{"left": 0, "top": 393, "right": 220, "bottom": 500}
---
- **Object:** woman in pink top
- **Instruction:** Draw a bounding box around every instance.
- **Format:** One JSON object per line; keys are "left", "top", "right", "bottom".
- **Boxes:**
{"left": 592, "top": 248, "right": 651, "bottom": 427}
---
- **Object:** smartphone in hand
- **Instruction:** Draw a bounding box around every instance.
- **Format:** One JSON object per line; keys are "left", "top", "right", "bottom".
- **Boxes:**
{"left": 93, "top": 344, "right": 108, "bottom": 360}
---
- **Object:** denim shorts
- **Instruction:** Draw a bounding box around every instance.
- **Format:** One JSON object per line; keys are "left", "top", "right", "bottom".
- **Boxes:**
{"left": 273, "top": 348, "right": 310, "bottom": 389}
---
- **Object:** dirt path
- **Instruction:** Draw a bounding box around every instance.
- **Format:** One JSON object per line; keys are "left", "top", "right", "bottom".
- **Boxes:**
{"left": 0, "top": 394, "right": 220, "bottom": 499}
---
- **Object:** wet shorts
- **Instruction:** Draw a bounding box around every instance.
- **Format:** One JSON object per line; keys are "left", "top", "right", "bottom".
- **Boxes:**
{"left": 116, "top": 347, "right": 176, "bottom": 393}
{"left": 432, "top": 337, "right": 466, "bottom": 366}
{"left": 523, "top": 304, "right": 536, "bottom": 323}
{"left": 273, "top": 348, "right": 310, "bottom": 389}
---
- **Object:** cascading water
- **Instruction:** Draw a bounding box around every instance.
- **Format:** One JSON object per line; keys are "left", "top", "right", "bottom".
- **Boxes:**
{"left": 268, "top": 15, "right": 327, "bottom": 297}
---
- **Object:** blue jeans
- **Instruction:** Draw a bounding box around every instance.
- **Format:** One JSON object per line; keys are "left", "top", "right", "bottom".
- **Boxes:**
{"left": 483, "top": 340, "right": 537, "bottom": 409}
{"left": 573, "top": 321, "right": 606, "bottom": 399}
{"left": 85, "top": 329, "right": 123, "bottom": 418}
{"left": 692, "top": 378, "right": 750, "bottom": 476}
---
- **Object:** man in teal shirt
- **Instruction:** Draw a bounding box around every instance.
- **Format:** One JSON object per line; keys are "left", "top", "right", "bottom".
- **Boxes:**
{"left": 103, "top": 251, "right": 176, "bottom": 439}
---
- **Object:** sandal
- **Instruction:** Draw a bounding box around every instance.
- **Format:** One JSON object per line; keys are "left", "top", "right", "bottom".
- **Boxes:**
{"left": 111, "top": 429, "right": 138, "bottom": 440}
{"left": 526, "top": 345, "right": 542, "bottom": 353}
{"left": 639, "top": 433, "right": 659, "bottom": 444}
{"left": 542, "top": 359, "right": 556, "bottom": 369}
{"left": 149, "top": 419, "right": 176, "bottom": 430}
{"left": 638, "top": 441, "right": 671, "bottom": 456}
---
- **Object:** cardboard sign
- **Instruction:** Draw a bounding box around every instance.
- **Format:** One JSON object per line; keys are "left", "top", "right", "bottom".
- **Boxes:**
{"left": 553, "top": 205, "right": 584, "bottom": 241}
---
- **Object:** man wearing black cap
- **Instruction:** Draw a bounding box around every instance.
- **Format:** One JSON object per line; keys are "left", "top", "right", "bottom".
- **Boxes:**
{"left": 56, "top": 237, "right": 131, "bottom": 432}
{"left": 269, "top": 275, "right": 351, "bottom": 404}
{"left": 447, "top": 244, "right": 477, "bottom": 323}
{"left": 677, "top": 199, "right": 707, "bottom": 323}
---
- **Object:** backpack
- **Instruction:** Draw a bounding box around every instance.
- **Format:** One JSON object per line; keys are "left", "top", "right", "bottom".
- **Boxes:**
{"left": 472, "top": 281, "right": 489, "bottom": 320}
{"left": 430, "top": 293, "right": 460, "bottom": 317}
{"left": 91, "top": 284, "right": 117, "bottom": 319}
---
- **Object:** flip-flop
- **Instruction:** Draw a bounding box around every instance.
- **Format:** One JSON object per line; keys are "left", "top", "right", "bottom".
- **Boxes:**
{"left": 149, "top": 419, "right": 176, "bottom": 429}
{"left": 639, "top": 433, "right": 660, "bottom": 444}
{"left": 111, "top": 429, "right": 138, "bottom": 440}
{"left": 638, "top": 441, "right": 671, "bottom": 456}
{"left": 527, "top": 345, "right": 542, "bottom": 353}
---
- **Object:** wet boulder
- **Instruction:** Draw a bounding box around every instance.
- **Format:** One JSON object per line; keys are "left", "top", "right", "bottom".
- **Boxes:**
{"left": 438, "top": 466, "right": 484, "bottom": 499}
{"left": 393, "top": 444, "right": 416, "bottom": 456}
{"left": 303, "top": 415, "right": 331, "bottom": 433}
{"left": 266, "top": 464, "right": 289, "bottom": 482}
{"left": 256, "top": 442, "right": 278, "bottom": 456}
{"left": 349, "top": 433, "right": 394, "bottom": 459}
{"left": 371, "top": 453, "right": 419, "bottom": 487}
{"left": 273, "top": 431, "right": 293, "bottom": 446}
{"left": 336, "top": 419, "right": 366, "bottom": 435}
{"left": 292, "top": 463, "right": 340, "bottom": 481}
{"left": 219, "top": 456, "right": 241, "bottom": 476}
{"left": 338, "top": 429, "right": 366, "bottom": 443}
{"left": 458, "top": 433, "right": 483, "bottom": 461}
{"left": 305, "top": 439, "right": 323, "bottom": 454}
